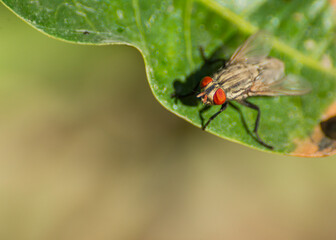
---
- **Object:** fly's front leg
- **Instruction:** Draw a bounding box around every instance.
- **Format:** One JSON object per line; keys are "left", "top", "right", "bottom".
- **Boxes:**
{"left": 240, "top": 100, "right": 273, "bottom": 149}
{"left": 202, "top": 102, "right": 228, "bottom": 130}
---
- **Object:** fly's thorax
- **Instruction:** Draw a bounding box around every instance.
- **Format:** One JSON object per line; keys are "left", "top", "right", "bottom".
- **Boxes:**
{"left": 212, "top": 63, "right": 258, "bottom": 101}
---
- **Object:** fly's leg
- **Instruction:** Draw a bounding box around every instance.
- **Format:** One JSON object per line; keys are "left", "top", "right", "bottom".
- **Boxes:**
{"left": 240, "top": 100, "right": 273, "bottom": 149}
{"left": 202, "top": 102, "right": 228, "bottom": 130}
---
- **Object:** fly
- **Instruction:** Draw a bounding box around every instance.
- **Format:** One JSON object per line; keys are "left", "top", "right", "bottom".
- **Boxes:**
{"left": 196, "top": 32, "right": 311, "bottom": 149}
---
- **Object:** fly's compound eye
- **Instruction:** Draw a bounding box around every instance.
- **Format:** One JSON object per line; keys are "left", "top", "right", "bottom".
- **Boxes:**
{"left": 200, "top": 76, "right": 213, "bottom": 88}
{"left": 213, "top": 89, "right": 226, "bottom": 105}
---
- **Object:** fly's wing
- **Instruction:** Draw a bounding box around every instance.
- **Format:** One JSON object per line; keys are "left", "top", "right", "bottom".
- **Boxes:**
{"left": 229, "top": 31, "right": 311, "bottom": 96}
{"left": 267, "top": 74, "right": 311, "bottom": 95}
{"left": 250, "top": 73, "right": 311, "bottom": 96}
{"left": 227, "top": 31, "right": 272, "bottom": 66}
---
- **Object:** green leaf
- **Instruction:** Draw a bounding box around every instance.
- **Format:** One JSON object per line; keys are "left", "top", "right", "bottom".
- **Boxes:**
{"left": 1, "top": 0, "right": 336, "bottom": 156}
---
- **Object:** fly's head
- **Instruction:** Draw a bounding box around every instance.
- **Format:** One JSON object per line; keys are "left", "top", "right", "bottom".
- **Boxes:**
{"left": 196, "top": 76, "right": 226, "bottom": 106}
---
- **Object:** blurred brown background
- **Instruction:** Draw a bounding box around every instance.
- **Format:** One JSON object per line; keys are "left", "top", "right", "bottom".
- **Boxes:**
{"left": 1, "top": 4, "right": 336, "bottom": 240}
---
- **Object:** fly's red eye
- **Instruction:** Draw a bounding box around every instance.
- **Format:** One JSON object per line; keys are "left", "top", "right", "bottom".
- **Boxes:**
{"left": 213, "top": 89, "right": 226, "bottom": 105}
{"left": 200, "top": 76, "right": 213, "bottom": 88}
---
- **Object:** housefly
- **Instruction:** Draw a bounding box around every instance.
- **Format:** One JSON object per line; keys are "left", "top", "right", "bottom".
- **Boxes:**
{"left": 196, "top": 32, "right": 311, "bottom": 149}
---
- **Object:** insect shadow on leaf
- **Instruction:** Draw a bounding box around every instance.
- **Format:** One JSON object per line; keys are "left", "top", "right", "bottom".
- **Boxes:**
{"left": 171, "top": 45, "right": 227, "bottom": 106}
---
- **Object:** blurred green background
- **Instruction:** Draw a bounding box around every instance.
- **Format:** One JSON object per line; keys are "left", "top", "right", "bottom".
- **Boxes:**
{"left": 1, "top": 4, "right": 336, "bottom": 240}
